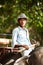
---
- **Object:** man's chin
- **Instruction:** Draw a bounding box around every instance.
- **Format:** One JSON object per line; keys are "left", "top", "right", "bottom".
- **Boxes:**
{"left": 20, "top": 25, "right": 25, "bottom": 27}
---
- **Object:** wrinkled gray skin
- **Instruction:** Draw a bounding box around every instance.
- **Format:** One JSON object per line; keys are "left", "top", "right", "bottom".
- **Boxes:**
{"left": 14, "top": 47, "right": 43, "bottom": 65}
{"left": 29, "top": 47, "right": 43, "bottom": 65}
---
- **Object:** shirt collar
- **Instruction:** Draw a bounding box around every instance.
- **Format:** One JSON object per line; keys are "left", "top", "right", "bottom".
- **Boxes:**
{"left": 18, "top": 26, "right": 25, "bottom": 30}
{"left": 18, "top": 26, "right": 27, "bottom": 32}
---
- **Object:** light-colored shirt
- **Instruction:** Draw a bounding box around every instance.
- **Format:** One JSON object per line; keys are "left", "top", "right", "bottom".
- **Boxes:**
{"left": 12, "top": 26, "right": 34, "bottom": 56}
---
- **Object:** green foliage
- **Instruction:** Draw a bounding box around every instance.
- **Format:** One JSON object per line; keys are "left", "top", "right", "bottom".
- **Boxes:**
{"left": 0, "top": 0, "right": 43, "bottom": 45}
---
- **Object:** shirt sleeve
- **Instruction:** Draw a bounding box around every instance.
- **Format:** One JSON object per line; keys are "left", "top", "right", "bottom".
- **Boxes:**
{"left": 12, "top": 28, "right": 18, "bottom": 48}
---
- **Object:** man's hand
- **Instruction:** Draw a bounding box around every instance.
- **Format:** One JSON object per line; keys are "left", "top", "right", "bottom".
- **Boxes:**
{"left": 23, "top": 45, "right": 29, "bottom": 50}
{"left": 14, "top": 44, "right": 29, "bottom": 50}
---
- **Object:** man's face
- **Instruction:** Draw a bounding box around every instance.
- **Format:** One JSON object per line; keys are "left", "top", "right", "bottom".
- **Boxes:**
{"left": 19, "top": 18, "right": 27, "bottom": 27}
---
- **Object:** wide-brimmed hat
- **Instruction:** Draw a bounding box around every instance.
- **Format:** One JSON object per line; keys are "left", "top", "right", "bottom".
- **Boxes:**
{"left": 17, "top": 13, "right": 28, "bottom": 21}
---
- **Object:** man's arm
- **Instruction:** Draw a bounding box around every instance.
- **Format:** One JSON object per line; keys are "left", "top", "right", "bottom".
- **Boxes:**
{"left": 12, "top": 29, "right": 18, "bottom": 48}
{"left": 14, "top": 44, "right": 29, "bottom": 50}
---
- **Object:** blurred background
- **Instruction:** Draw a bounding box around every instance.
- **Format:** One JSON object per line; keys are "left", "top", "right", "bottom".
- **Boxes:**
{"left": 0, "top": 0, "right": 43, "bottom": 45}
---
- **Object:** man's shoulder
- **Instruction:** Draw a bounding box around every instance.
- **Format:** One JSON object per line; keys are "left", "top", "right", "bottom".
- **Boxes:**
{"left": 25, "top": 27, "right": 28, "bottom": 31}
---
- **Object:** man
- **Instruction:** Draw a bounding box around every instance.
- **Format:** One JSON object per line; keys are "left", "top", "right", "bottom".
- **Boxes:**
{"left": 12, "top": 13, "right": 35, "bottom": 56}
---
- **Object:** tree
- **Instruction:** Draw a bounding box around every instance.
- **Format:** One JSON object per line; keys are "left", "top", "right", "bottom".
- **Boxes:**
{"left": 0, "top": 0, "right": 43, "bottom": 45}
